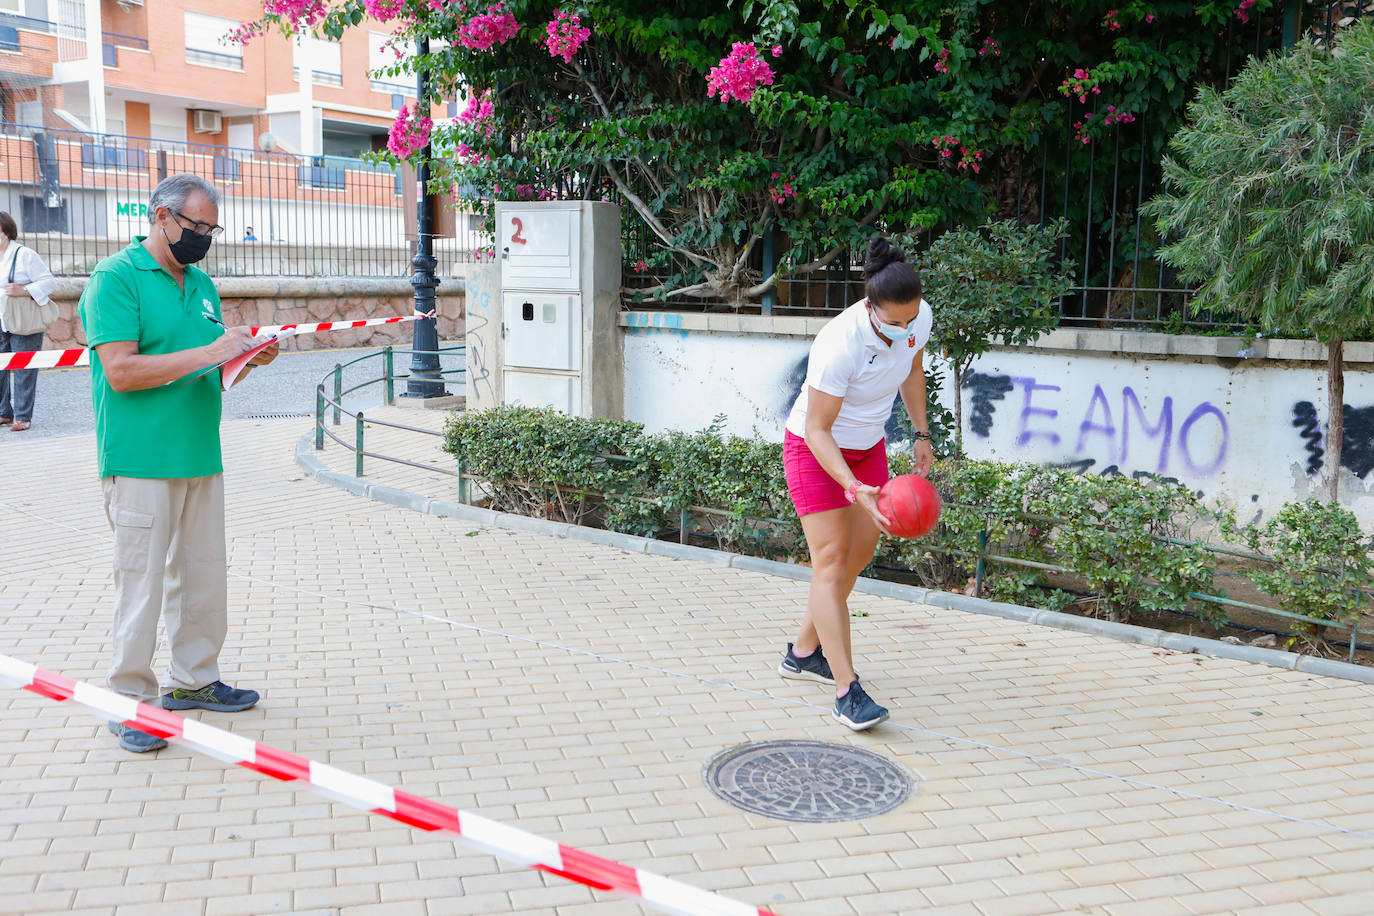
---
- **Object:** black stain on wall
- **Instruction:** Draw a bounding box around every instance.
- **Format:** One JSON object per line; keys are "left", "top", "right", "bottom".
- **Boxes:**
{"left": 1290, "top": 401, "right": 1374, "bottom": 480}
{"left": 1341, "top": 405, "right": 1374, "bottom": 479}
{"left": 779, "top": 353, "right": 906, "bottom": 442}
{"left": 779, "top": 354, "right": 809, "bottom": 424}
{"left": 963, "top": 372, "right": 1014, "bottom": 438}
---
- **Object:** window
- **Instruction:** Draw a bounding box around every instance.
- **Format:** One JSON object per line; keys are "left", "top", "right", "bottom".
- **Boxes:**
{"left": 184, "top": 12, "right": 242, "bottom": 70}
{"left": 293, "top": 36, "right": 342, "bottom": 86}
{"left": 369, "top": 31, "right": 413, "bottom": 95}
{"left": 0, "top": 0, "right": 24, "bottom": 14}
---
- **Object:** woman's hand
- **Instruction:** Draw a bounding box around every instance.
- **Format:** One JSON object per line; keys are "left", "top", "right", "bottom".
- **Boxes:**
{"left": 852, "top": 484, "right": 892, "bottom": 534}
{"left": 912, "top": 438, "right": 934, "bottom": 477}
{"left": 3, "top": 283, "right": 27, "bottom": 298}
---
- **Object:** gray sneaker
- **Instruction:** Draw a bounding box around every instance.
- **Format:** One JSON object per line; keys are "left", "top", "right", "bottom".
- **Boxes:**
{"left": 108, "top": 720, "right": 168, "bottom": 753}
{"left": 162, "top": 681, "right": 259, "bottom": 712}
{"left": 833, "top": 680, "right": 888, "bottom": 731}
{"left": 778, "top": 643, "right": 835, "bottom": 684}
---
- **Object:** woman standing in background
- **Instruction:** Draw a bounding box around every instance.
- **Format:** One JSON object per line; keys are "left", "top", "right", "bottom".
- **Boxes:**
{"left": 0, "top": 210, "right": 58, "bottom": 431}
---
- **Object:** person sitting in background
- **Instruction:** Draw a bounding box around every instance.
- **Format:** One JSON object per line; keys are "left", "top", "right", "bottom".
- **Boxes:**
{"left": 242, "top": 226, "right": 258, "bottom": 242}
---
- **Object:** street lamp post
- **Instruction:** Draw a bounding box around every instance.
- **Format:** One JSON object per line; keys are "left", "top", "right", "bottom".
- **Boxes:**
{"left": 407, "top": 36, "right": 446, "bottom": 400}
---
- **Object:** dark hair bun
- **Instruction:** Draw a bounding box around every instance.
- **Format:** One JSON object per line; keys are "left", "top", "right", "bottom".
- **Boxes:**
{"left": 863, "top": 236, "right": 906, "bottom": 278}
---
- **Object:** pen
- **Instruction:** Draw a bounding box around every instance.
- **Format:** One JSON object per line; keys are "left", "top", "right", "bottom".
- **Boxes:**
{"left": 204, "top": 314, "right": 225, "bottom": 327}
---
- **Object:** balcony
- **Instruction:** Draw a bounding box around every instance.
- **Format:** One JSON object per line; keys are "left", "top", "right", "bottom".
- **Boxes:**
{"left": 0, "top": 12, "right": 56, "bottom": 35}
{"left": 370, "top": 77, "right": 412, "bottom": 96}
{"left": 186, "top": 47, "right": 242, "bottom": 71}
{"left": 80, "top": 143, "right": 147, "bottom": 171}
{"left": 101, "top": 31, "right": 147, "bottom": 68}
{"left": 294, "top": 66, "right": 344, "bottom": 88}
{"left": 298, "top": 160, "right": 346, "bottom": 190}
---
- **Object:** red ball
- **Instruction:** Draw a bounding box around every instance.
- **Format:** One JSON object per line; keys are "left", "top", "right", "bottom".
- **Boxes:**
{"left": 876, "top": 474, "right": 942, "bottom": 538}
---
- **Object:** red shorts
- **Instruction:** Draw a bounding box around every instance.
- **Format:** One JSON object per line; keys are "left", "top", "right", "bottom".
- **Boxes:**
{"left": 783, "top": 430, "right": 890, "bottom": 517}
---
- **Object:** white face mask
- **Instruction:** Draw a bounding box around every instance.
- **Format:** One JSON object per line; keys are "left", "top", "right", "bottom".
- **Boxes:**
{"left": 868, "top": 304, "right": 910, "bottom": 342}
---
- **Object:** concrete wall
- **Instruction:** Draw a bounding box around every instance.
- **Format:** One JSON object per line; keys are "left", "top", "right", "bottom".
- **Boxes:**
{"left": 619, "top": 312, "right": 1374, "bottom": 525}
{"left": 46, "top": 277, "right": 465, "bottom": 351}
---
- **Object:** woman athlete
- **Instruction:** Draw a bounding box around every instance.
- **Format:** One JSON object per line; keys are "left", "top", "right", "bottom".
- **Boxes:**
{"left": 778, "top": 237, "right": 933, "bottom": 730}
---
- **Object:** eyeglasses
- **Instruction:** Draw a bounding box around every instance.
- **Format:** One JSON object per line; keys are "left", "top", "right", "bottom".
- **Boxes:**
{"left": 170, "top": 208, "right": 225, "bottom": 239}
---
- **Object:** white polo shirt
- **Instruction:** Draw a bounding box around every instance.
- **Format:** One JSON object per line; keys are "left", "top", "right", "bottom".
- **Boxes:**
{"left": 785, "top": 298, "right": 933, "bottom": 449}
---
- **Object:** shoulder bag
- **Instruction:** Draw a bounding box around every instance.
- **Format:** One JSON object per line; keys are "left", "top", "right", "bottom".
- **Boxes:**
{"left": 2, "top": 246, "right": 58, "bottom": 335}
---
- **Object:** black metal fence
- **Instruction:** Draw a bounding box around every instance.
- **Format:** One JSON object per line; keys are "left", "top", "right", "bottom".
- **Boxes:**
{"left": 616, "top": 0, "right": 1370, "bottom": 329}
{"left": 0, "top": 122, "right": 487, "bottom": 277}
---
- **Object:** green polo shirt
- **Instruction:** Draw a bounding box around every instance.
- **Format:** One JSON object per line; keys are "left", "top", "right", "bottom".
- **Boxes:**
{"left": 78, "top": 238, "right": 225, "bottom": 479}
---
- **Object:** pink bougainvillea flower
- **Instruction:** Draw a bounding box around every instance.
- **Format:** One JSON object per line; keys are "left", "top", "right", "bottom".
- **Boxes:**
{"left": 933, "top": 47, "right": 951, "bottom": 74}
{"left": 264, "top": 0, "right": 327, "bottom": 28}
{"left": 633, "top": 259, "right": 649, "bottom": 272}
{"left": 545, "top": 9, "right": 591, "bottom": 63}
{"left": 459, "top": 3, "right": 520, "bottom": 51}
{"left": 456, "top": 89, "right": 497, "bottom": 138}
{"left": 1235, "top": 0, "right": 1255, "bottom": 24}
{"left": 364, "top": 0, "right": 405, "bottom": 22}
{"left": 225, "top": 21, "right": 266, "bottom": 46}
{"left": 771, "top": 45, "right": 782, "bottom": 57}
{"left": 388, "top": 103, "right": 433, "bottom": 158}
{"left": 706, "top": 42, "right": 774, "bottom": 103}
{"left": 1060, "top": 68, "right": 1102, "bottom": 104}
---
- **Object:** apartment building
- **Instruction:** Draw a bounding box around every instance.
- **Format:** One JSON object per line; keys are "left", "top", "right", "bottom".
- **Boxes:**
{"left": 0, "top": 0, "right": 426, "bottom": 155}
{"left": 0, "top": 0, "right": 474, "bottom": 274}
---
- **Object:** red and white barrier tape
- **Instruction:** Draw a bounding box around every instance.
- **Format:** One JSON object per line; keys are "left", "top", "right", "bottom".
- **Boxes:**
{"left": 0, "top": 653, "right": 781, "bottom": 916}
{"left": 0, "top": 312, "right": 434, "bottom": 372}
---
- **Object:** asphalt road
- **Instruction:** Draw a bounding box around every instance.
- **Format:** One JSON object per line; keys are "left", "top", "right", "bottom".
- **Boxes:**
{"left": 7, "top": 344, "right": 466, "bottom": 441}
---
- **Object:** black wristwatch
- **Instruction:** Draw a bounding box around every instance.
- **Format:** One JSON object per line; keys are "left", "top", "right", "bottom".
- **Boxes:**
{"left": 913, "top": 430, "right": 932, "bottom": 441}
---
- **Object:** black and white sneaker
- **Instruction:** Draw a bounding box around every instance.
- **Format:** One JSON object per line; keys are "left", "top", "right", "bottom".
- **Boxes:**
{"left": 834, "top": 680, "right": 888, "bottom": 731}
{"left": 778, "top": 643, "right": 834, "bottom": 684}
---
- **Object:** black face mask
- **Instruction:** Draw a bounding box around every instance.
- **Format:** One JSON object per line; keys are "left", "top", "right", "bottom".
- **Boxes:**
{"left": 163, "top": 223, "right": 213, "bottom": 265}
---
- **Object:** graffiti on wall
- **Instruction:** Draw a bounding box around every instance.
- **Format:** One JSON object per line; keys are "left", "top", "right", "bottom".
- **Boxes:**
{"left": 962, "top": 371, "right": 1230, "bottom": 477}
{"left": 780, "top": 354, "right": 910, "bottom": 442}
{"left": 1291, "top": 401, "right": 1374, "bottom": 480}
{"left": 464, "top": 270, "right": 496, "bottom": 404}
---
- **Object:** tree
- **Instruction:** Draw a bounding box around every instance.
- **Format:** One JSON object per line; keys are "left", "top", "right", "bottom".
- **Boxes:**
{"left": 919, "top": 220, "right": 1074, "bottom": 456}
{"left": 1145, "top": 19, "right": 1374, "bottom": 501}
{"left": 245, "top": 1, "right": 1292, "bottom": 305}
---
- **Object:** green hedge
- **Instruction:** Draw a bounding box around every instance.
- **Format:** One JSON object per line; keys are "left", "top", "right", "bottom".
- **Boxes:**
{"left": 442, "top": 406, "right": 1373, "bottom": 634}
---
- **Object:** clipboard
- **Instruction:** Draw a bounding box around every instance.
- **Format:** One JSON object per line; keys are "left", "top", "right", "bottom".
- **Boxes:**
{"left": 179, "top": 334, "right": 278, "bottom": 389}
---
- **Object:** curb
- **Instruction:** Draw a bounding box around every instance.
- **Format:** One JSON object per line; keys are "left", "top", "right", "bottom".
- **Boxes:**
{"left": 295, "top": 434, "right": 1374, "bottom": 686}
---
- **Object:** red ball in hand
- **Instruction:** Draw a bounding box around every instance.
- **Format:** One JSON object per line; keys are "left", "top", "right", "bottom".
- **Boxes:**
{"left": 876, "top": 474, "right": 941, "bottom": 538}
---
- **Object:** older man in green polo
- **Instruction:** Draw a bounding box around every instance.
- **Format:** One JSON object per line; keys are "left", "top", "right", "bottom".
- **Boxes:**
{"left": 78, "top": 173, "right": 278, "bottom": 753}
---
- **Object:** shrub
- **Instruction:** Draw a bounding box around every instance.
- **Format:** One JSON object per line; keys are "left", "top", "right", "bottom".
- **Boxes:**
{"left": 442, "top": 406, "right": 643, "bottom": 524}
{"left": 1037, "top": 475, "right": 1220, "bottom": 624}
{"left": 441, "top": 405, "right": 1370, "bottom": 639}
{"left": 1229, "top": 499, "right": 1374, "bottom": 633}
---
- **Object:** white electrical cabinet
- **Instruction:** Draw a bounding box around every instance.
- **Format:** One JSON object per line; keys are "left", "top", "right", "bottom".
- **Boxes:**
{"left": 495, "top": 201, "right": 621, "bottom": 418}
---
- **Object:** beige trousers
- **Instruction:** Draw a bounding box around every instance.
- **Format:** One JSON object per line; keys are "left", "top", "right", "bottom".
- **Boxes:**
{"left": 102, "top": 474, "right": 228, "bottom": 702}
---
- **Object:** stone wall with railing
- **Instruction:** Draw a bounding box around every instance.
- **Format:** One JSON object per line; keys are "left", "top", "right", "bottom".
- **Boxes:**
{"left": 44, "top": 276, "right": 466, "bottom": 351}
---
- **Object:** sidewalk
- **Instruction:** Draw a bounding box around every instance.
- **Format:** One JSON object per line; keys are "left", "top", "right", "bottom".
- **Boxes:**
{"left": 1, "top": 413, "right": 1373, "bottom": 915}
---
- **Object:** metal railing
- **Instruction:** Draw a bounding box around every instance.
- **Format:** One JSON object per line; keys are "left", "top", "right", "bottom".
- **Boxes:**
{"left": 185, "top": 47, "right": 242, "bottom": 70}
{"left": 0, "top": 122, "right": 488, "bottom": 276}
{"left": 945, "top": 507, "right": 1374, "bottom": 663}
{"left": 314, "top": 345, "right": 467, "bottom": 480}
{"left": 0, "top": 12, "right": 57, "bottom": 33}
{"left": 313, "top": 378, "right": 1374, "bottom": 661}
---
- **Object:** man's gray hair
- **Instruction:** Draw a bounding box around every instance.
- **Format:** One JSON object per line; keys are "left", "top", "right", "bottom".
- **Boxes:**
{"left": 147, "top": 173, "right": 222, "bottom": 224}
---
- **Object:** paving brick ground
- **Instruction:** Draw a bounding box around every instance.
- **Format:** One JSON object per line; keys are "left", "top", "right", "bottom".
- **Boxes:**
{"left": 2, "top": 408, "right": 1373, "bottom": 916}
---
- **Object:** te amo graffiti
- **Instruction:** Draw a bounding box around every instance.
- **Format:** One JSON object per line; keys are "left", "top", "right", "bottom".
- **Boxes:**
{"left": 964, "top": 373, "right": 1229, "bottom": 477}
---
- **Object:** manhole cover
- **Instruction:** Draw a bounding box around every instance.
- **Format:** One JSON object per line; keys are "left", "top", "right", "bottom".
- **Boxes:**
{"left": 703, "top": 739, "right": 914, "bottom": 823}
